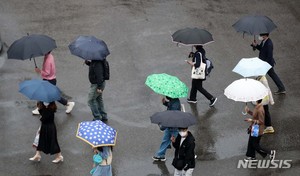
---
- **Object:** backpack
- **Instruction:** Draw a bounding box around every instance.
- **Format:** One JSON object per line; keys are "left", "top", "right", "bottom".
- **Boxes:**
{"left": 205, "top": 58, "right": 214, "bottom": 76}
{"left": 102, "top": 59, "right": 110, "bottom": 80}
{"left": 196, "top": 51, "right": 214, "bottom": 77}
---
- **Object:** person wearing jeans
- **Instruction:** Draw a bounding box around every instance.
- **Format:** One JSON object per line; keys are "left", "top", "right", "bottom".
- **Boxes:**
{"left": 153, "top": 97, "right": 180, "bottom": 161}
{"left": 85, "top": 60, "right": 108, "bottom": 121}
{"left": 88, "top": 83, "right": 107, "bottom": 121}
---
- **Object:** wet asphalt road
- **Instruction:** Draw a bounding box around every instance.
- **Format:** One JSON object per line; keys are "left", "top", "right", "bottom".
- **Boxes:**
{"left": 0, "top": 0, "right": 300, "bottom": 176}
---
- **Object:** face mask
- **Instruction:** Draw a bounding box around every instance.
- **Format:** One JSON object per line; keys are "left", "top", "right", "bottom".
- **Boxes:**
{"left": 258, "top": 36, "right": 264, "bottom": 41}
{"left": 179, "top": 131, "right": 187, "bottom": 137}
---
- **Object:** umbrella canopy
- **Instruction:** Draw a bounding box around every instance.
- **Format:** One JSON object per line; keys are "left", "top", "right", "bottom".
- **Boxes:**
{"left": 232, "top": 57, "right": 272, "bottom": 77}
{"left": 145, "top": 73, "right": 188, "bottom": 98}
{"left": 68, "top": 35, "right": 110, "bottom": 60}
{"left": 19, "top": 79, "right": 61, "bottom": 103}
{"left": 232, "top": 15, "right": 277, "bottom": 35}
{"left": 7, "top": 34, "right": 57, "bottom": 60}
{"left": 172, "top": 27, "right": 214, "bottom": 46}
{"left": 224, "top": 78, "right": 268, "bottom": 102}
{"left": 76, "top": 120, "right": 117, "bottom": 147}
{"left": 150, "top": 110, "right": 197, "bottom": 128}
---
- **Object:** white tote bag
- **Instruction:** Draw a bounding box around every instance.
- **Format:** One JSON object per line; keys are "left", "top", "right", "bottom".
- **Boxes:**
{"left": 191, "top": 52, "right": 206, "bottom": 79}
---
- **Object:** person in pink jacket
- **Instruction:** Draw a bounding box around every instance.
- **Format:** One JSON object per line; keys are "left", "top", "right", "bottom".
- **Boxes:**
{"left": 32, "top": 51, "right": 75, "bottom": 115}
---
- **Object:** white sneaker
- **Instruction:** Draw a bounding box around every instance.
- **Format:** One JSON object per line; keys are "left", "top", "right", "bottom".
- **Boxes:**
{"left": 32, "top": 108, "right": 40, "bottom": 115}
{"left": 65, "top": 102, "right": 75, "bottom": 114}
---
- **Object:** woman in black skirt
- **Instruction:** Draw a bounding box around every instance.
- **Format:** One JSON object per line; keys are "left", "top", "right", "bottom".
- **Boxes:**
{"left": 29, "top": 102, "right": 63, "bottom": 163}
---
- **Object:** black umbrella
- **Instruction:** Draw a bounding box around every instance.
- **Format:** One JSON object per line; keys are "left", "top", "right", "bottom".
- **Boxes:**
{"left": 68, "top": 35, "right": 110, "bottom": 60}
{"left": 150, "top": 110, "right": 197, "bottom": 128}
{"left": 232, "top": 15, "right": 277, "bottom": 36}
{"left": 172, "top": 27, "right": 214, "bottom": 46}
{"left": 7, "top": 34, "right": 57, "bottom": 67}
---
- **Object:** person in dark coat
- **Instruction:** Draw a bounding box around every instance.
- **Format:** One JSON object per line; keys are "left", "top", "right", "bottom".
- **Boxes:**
{"left": 186, "top": 45, "right": 217, "bottom": 106}
{"left": 171, "top": 127, "right": 195, "bottom": 176}
{"left": 251, "top": 33, "right": 286, "bottom": 94}
{"left": 85, "top": 60, "right": 108, "bottom": 121}
{"left": 152, "top": 96, "right": 180, "bottom": 161}
{"left": 29, "top": 102, "right": 63, "bottom": 163}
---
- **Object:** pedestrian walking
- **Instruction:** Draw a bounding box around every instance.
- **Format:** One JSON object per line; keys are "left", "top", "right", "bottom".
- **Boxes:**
{"left": 255, "top": 76, "right": 275, "bottom": 134}
{"left": 251, "top": 33, "right": 286, "bottom": 94}
{"left": 90, "top": 146, "right": 113, "bottom": 176}
{"left": 171, "top": 127, "right": 195, "bottom": 176}
{"left": 29, "top": 102, "right": 63, "bottom": 163}
{"left": 85, "top": 60, "right": 108, "bottom": 121}
{"left": 33, "top": 51, "right": 75, "bottom": 115}
{"left": 244, "top": 99, "right": 276, "bottom": 161}
{"left": 152, "top": 96, "right": 180, "bottom": 161}
{"left": 186, "top": 45, "right": 217, "bottom": 106}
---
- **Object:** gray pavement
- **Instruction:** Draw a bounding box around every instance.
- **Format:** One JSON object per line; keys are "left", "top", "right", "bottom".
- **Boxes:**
{"left": 0, "top": 0, "right": 300, "bottom": 175}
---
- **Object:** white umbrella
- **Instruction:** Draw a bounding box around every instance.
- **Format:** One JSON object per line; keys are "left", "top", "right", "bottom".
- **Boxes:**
{"left": 224, "top": 78, "right": 268, "bottom": 102}
{"left": 232, "top": 57, "right": 272, "bottom": 77}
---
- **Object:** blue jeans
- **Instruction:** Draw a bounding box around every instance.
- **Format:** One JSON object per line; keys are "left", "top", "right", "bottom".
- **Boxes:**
{"left": 88, "top": 83, "right": 107, "bottom": 120}
{"left": 156, "top": 128, "right": 178, "bottom": 157}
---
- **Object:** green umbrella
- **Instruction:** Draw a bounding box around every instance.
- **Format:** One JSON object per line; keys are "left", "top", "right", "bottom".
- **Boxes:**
{"left": 145, "top": 73, "right": 188, "bottom": 98}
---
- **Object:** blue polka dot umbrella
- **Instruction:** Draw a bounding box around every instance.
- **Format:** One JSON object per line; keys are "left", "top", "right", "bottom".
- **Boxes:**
{"left": 76, "top": 120, "right": 117, "bottom": 147}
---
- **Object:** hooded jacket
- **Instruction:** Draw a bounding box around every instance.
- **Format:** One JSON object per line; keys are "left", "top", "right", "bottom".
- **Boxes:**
{"left": 172, "top": 131, "right": 195, "bottom": 170}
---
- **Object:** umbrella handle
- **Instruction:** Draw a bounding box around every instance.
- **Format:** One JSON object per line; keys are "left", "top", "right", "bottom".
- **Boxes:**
{"left": 242, "top": 103, "right": 248, "bottom": 115}
{"left": 33, "top": 58, "right": 37, "bottom": 68}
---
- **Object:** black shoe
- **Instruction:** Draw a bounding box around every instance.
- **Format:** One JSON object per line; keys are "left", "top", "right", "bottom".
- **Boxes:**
{"left": 187, "top": 99, "right": 197, "bottom": 104}
{"left": 101, "top": 117, "right": 108, "bottom": 122}
{"left": 274, "top": 90, "right": 286, "bottom": 95}
{"left": 209, "top": 97, "right": 217, "bottom": 107}
{"left": 152, "top": 156, "right": 166, "bottom": 161}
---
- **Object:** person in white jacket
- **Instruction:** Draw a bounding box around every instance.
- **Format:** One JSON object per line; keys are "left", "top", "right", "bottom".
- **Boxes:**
{"left": 254, "top": 76, "right": 275, "bottom": 134}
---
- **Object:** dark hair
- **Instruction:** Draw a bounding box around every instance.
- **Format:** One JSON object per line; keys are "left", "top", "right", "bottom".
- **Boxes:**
{"left": 195, "top": 45, "right": 203, "bottom": 50}
{"left": 259, "top": 33, "right": 269, "bottom": 37}
{"left": 178, "top": 127, "right": 188, "bottom": 130}
{"left": 256, "top": 99, "right": 263, "bottom": 104}
{"left": 37, "top": 102, "right": 57, "bottom": 112}
{"left": 97, "top": 146, "right": 113, "bottom": 152}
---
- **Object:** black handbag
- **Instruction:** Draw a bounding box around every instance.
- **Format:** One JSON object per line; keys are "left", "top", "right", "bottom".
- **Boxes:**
{"left": 172, "top": 158, "right": 185, "bottom": 170}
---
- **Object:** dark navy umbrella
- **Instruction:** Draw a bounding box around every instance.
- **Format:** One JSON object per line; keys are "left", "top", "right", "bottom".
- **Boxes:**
{"left": 19, "top": 79, "right": 61, "bottom": 103}
{"left": 68, "top": 35, "right": 110, "bottom": 60}
{"left": 150, "top": 110, "right": 197, "bottom": 128}
{"left": 76, "top": 120, "right": 117, "bottom": 147}
{"left": 172, "top": 27, "right": 214, "bottom": 46}
{"left": 232, "top": 15, "right": 277, "bottom": 35}
{"left": 7, "top": 34, "right": 57, "bottom": 67}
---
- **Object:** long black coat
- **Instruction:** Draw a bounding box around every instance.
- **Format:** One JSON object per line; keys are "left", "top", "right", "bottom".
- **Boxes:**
{"left": 172, "top": 131, "right": 195, "bottom": 170}
{"left": 37, "top": 108, "right": 60, "bottom": 155}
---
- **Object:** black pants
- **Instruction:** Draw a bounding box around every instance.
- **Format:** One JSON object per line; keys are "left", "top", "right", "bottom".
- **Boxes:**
{"left": 246, "top": 135, "right": 271, "bottom": 158}
{"left": 44, "top": 79, "right": 68, "bottom": 105}
{"left": 267, "top": 67, "right": 285, "bottom": 91}
{"left": 189, "top": 79, "right": 213, "bottom": 101}
{"left": 264, "top": 105, "right": 272, "bottom": 127}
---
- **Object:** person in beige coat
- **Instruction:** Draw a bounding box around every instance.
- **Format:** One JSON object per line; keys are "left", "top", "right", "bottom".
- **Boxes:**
{"left": 256, "top": 76, "right": 275, "bottom": 134}
{"left": 244, "top": 99, "right": 276, "bottom": 161}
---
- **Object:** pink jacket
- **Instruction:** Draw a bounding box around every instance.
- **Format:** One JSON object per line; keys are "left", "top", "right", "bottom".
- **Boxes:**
{"left": 41, "top": 53, "right": 56, "bottom": 80}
